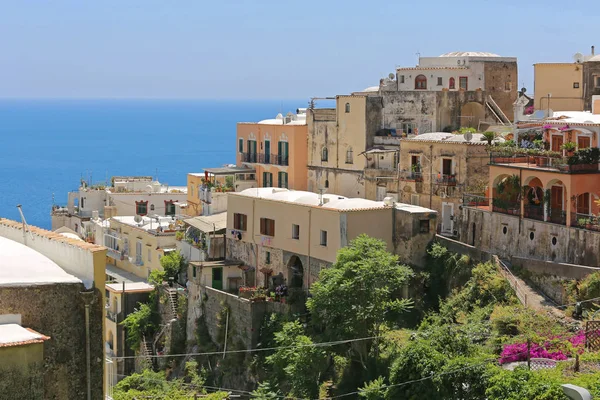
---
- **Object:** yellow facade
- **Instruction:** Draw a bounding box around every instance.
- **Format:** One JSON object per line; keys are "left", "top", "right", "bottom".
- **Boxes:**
{"left": 0, "top": 342, "right": 45, "bottom": 370}
{"left": 186, "top": 173, "right": 204, "bottom": 217}
{"left": 534, "top": 63, "right": 584, "bottom": 111}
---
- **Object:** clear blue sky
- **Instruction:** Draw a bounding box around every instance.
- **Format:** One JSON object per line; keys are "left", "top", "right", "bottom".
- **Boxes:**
{"left": 0, "top": 0, "right": 597, "bottom": 99}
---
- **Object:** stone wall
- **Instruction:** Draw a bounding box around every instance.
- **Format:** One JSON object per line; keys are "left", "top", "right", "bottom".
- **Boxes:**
{"left": 459, "top": 207, "right": 600, "bottom": 267}
{"left": 0, "top": 283, "right": 104, "bottom": 400}
{"left": 393, "top": 209, "right": 438, "bottom": 267}
{"left": 583, "top": 61, "right": 600, "bottom": 111}
{"left": 483, "top": 61, "right": 518, "bottom": 120}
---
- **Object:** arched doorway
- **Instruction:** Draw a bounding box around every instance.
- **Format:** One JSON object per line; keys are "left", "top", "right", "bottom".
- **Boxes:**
{"left": 546, "top": 179, "right": 567, "bottom": 225}
{"left": 287, "top": 255, "right": 304, "bottom": 288}
{"left": 523, "top": 177, "right": 544, "bottom": 221}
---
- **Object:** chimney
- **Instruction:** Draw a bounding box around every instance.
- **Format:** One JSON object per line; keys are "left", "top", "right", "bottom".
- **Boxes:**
{"left": 593, "top": 45, "right": 596, "bottom": 56}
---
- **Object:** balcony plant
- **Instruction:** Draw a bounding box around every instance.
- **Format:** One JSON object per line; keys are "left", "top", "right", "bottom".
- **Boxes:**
{"left": 481, "top": 131, "right": 497, "bottom": 145}
{"left": 175, "top": 231, "right": 184, "bottom": 241}
{"left": 562, "top": 141, "right": 576, "bottom": 156}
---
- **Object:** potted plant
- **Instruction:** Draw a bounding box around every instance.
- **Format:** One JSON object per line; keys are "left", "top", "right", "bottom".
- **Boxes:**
{"left": 562, "top": 141, "right": 576, "bottom": 156}
{"left": 175, "top": 231, "right": 184, "bottom": 241}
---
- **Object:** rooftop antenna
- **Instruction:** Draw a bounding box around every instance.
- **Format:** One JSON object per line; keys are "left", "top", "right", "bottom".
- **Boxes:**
{"left": 317, "top": 187, "right": 327, "bottom": 206}
{"left": 415, "top": 52, "right": 421, "bottom": 66}
{"left": 16, "top": 205, "right": 34, "bottom": 243}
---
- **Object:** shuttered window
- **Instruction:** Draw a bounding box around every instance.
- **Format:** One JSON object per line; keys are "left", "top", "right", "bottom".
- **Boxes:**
{"left": 260, "top": 218, "right": 275, "bottom": 236}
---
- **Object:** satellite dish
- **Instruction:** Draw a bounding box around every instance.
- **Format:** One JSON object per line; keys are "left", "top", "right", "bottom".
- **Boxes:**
{"left": 574, "top": 53, "right": 584, "bottom": 63}
{"left": 533, "top": 110, "right": 545, "bottom": 119}
{"left": 388, "top": 72, "right": 395, "bottom": 80}
{"left": 464, "top": 132, "right": 473, "bottom": 142}
{"left": 134, "top": 215, "right": 143, "bottom": 223}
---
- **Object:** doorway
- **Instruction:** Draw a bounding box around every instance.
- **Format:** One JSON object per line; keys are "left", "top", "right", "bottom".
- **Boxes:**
{"left": 551, "top": 135, "right": 564, "bottom": 152}
{"left": 264, "top": 140, "right": 271, "bottom": 163}
{"left": 442, "top": 202, "right": 454, "bottom": 234}
{"left": 212, "top": 267, "right": 223, "bottom": 290}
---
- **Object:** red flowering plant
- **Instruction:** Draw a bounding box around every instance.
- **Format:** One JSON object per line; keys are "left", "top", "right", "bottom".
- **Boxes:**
{"left": 499, "top": 331, "right": 586, "bottom": 364}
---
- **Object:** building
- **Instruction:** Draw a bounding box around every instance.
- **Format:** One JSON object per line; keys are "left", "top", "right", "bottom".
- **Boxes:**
{"left": 226, "top": 188, "right": 437, "bottom": 290}
{"left": 178, "top": 212, "right": 227, "bottom": 263}
{"left": 307, "top": 95, "right": 383, "bottom": 198}
{"left": 459, "top": 104, "right": 600, "bottom": 266}
{"left": 358, "top": 51, "right": 518, "bottom": 132}
{"left": 51, "top": 176, "right": 187, "bottom": 239}
{"left": 396, "top": 132, "right": 500, "bottom": 236}
{"left": 0, "top": 218, "right": 105, "bottom": 399}
{"left": 237, "top": 110, "right": 308, "bottom": 190}
{"left": 534, "top": 46, "right": 600, "bottom": 112}
{"left": 98, "top": 215, "right": 179, "bottom": 281}
{"left": 105, "top": 282, "right": 154, "bottom": 387}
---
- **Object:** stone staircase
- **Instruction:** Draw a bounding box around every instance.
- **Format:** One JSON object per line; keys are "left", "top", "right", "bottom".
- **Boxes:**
{"left": 167, "top": 288, "right": 179, "bottom": 319}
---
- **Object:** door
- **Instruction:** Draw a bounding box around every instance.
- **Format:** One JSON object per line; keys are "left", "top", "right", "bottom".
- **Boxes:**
{"left": 278, "top": 141, "right": 289, "bottom": 165}
{"left": 442, "top": 202, "right": 454, "bottom": 234}
{"left": 550, "top": 186, "right": 564, "bottom": 223}
{"left": 264, "top": 140, "right": 271, "bottom": 163}
{"left": 577, "top": 193, "right": 590, "bottom": 215}
{"left": 212, "top": 267, "right": 223, "bottom": 290}
{"left": 551, "top": 136, "right": 564, "bottom": 152}
{"left": 578, "top": 136, "right": 591, "bottom": 149}
{"left": 442, "top": 159, "right": 452, "bottom": 176}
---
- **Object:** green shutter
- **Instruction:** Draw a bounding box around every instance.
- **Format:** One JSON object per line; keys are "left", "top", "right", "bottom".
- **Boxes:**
{"left": 238, "top": 138, "right": 243, "bottom": 153}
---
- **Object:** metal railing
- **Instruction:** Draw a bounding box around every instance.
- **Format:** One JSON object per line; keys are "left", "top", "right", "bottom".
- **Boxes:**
{"left": 275, "top": 154, "right": 289, "bottom": 166}
{"left": 496, "top": 257, "right": 528, "bottom": 307}
{"left": 399, "top": 171, "right": 423, "bottom": 182}
{"left": 462, "top": 194, "right": 489, "bottom": 208}
{"left": 572, "top": 213, "right": 600, "bottom": 232}
{"left": 524, "top": 205, "right": 544, "bottom": 221}
{"left": 435, "top": 174, "right": 457, "bottom": 186}
{"left": 489, "top": 152, "right": 599, "bottom": 173}
{"left": 548, "top": 209, "right": 566, "bottom": 225}
{"left": 240, "top": 152, "right": 257, "bottom": 163}
{"left": 258, "top": 153, "right": 273, "bottom": 164}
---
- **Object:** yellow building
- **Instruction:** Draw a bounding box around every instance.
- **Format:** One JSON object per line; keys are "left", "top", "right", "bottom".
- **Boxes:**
{"left": 534, "top": 63, "right": 584, "bottom": 112}
{"left": 102, "top": 216, "right": 179, "bottom": 281}
{"left": 0, "top": 324, "right": 49, "bottom": 370}
{"left": 225, "top": 188, "right": 437, "bottom": 289}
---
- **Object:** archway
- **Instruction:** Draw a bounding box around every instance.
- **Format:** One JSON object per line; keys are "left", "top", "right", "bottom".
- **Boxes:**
{"left": 460, "top": 102, "right": 485, "bottom": 129}
{"left": 546, "top": 179, "right": 567, "bottom": 225}
{"left": 491, "top": 174, "right": 520, "bottom": 215}
{"left": 523, "top": 177, "right": 544, "bottom": 221}
{"left": 287, "top": 255, "right": 304, "bottom": 289}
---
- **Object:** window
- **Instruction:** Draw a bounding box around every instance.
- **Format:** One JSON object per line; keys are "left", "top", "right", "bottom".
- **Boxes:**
{"left": 136, "top": 201, "right": 148, "bottom": 216}
{"left": 165, "top": 201, "right": 176, "bottom": 216}
{"left": 260, "top": 218, "right": 275, "bottom": 236}
{"left": 277, "top": 141, "right": 289, "bottom": 165}
{"left": 449, "top": 77, "right": 455, "bottom": 89}
{"left": 321, "top": 147, "right": 328, "bottom": 162}
{"left": 265, "top": 251, "right": 271, "bottom": 265}
{"left": 324, "top": 179, "right": 329, "bottom": 188}
{"left": 150, "top": 204, "right": 155, "bottom": 211}
{"left": 233, "top": 213, "right": 247, "bottom": 231}
{"left": 292, "top": 224, "right": 300, "bottom": 240}
{"left": 136, "top": 241, "right": 142, "bottom": 257}
{"left": 459, "top": 76, "right": 468, "bottom": 90}
{"left": 247, "top": 139, "right": 257, "bottom": 162}
{"left": 320, "top": 230, "right": 328, "bottom": 246}
{"left": 402, "top": 123, "right": 415, "bottom": 135}
{"left": 147, "top": 248, "right": 151, "bottom": 262}
{"left": 193, "top": 266, "right": 197, "bottom": 278}
{"left": 578, "top": 136, "right": 591, "bottom": 149}
{"left": 399, "top": 75, "right": 405, "bottom": 83}
{"left": 437, "top": 77, "right": 443, "bottom": 86}
{"left": 442, "top": 158, "right": 452, "bottom": 176}
{"left": 238, "top": 138, "right": 244, "bottom": 153}
{"left": 573, "top": 82, "right": 580, "bottom": 89}
{"left": 278, "top": 171, "right": 288, "bottom": 188}
{"left": 81, "top": 197, "right": 85, "bottom": 209}
{"left": 411, "top": 194, "right": 420, "bottom": 206}
{"left": 419, "top": 219, "right": 430, "bottom": 233}
{"left": 345, "top": 147, "right": 353, "bottom": 164}
{"left": 345, "top": 103, "right": 351, "bottom": 113}
{"left": 505, "top": 82, "right": 512, "bottom": 91}
{"left": 595, "top": 76, "right": 600, "bottom": 88}
{"left": 415, "top": 74, "right": 427, "bottom": 89}
{"left": 262, "top": 172, "right": 273, "bottom": 187}
{"left": 393, "top": 151, "right": 399, "bottom": 168}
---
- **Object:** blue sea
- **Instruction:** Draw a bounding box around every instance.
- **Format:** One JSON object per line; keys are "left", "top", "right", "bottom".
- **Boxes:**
{"left": 0, "top": 99, "right": 309, "bottom": 229}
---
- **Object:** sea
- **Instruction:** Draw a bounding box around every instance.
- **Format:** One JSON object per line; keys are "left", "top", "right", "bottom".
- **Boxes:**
{"left": 0, "top": 99, "right": 311, "bottom": 229}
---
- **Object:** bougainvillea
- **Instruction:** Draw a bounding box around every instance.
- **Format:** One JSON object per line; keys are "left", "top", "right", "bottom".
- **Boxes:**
{"left": 499, "top": 331, "right": 586, "bottom": 364}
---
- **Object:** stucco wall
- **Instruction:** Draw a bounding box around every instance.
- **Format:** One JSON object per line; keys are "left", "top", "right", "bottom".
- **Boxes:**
{"left": 109, "top": 192, "right": 187, "bottom": 217}
{"left": 534, "top": 64, "right": 584, "bottom": 112}
{"left": 0, "top": 284, "right": 104, "bottom": 400}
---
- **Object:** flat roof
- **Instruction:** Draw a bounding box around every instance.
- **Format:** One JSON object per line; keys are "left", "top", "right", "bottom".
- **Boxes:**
{"left": 0, "top": 236, "right": 82, "bottom": 287}
{"left": 402, "top": 132, "right": 504, "bottom": 145}
{"left": 112, "top": 215, "right": 177, "bottom": 233}
{"left": 0, "top": 324, "right": 50, "bottom": 348}
{"left": 202, "top": 166, "right": 256, "bottom": 175}
{"left": 106, "top": 282, "right": 154, "bottom": 293}
{"left": 184, "top": 212, "right": 227, "bottom": 233}
{"left": 189, "top": 260, "right": 243, "bottom": 268}
{"left": 106, "top": 264, "right": 146, "bottom": 283}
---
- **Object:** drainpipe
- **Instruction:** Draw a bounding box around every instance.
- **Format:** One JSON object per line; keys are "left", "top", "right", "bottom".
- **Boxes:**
{"left": 81, "top": 290, "right": 95, "bottom": 400}
{"left": 307, "top": 209, "right": 312, "bottom": 290}
{"left": 429, "top": 145, "right": 433, "bottom": 209}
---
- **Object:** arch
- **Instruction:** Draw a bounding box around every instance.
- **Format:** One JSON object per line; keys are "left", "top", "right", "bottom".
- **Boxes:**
{"left": 449, "top": 77, "right": 456, "bottom": 90}
{"left": 415, "top": 74, "right": 427, "bottom": 90}
{"left": 287, "top": 255, "right": 304, "bottom": 288}
{"left": 523, "top": 176, "right": 544, "bottom": 221}
{"left": 492, "top": 174, "right": 520, "bottom": 215}
{"left": 460, "top": 102, "right": 485, "bottom": 128}
{"left": 345, "top": 103, "right": 351, "bottom": 113}
{"left": 546, "top": 178, "right": 567, "bottom": 225}
{"left": 321, "top": 146, "right": 328, "bottom": 162}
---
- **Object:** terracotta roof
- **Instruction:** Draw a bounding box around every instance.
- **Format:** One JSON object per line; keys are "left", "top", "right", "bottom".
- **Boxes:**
{"left": 0, "top": 218, "right": 106, "bottom": 253}
{"left": 0, "top": 325, "right": 50, "bottom": 348}
{"left": 396, "top": 66, "right": 469, "bottom": 71}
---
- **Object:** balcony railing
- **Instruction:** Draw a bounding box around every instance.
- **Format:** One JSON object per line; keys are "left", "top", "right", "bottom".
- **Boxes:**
{"left": 399, "top": 171, "right": 423, "bottom": 182}
{"left": 258, "top": 153, "right": 273, "bottom": 164}
{"left": 240, "top": 152, "right": 258, "bottom": 163}
{"left": 275, "top": 154, "right": 289, "bottom": 166}
{"left": 572, "top": 213, "right": 600, "bottom": 232}
{"left": 463, "top": 194, "right": 489, "bottom": 208}
{"left": 435, "top": 174, "right": 457, "bottom": 186}
{"left": 548, "top": 209, "right": 566, "bottom": 225}
{"left": 491, "top": 199, "right": 521, "bottom": 216}
{"left": 489, "top": 152, "right": 599, "bottom": 173}
{"left": 524, "top": 205, "right": 544, "bottom": 222}
{"left": 106, "top": 310, "right": 119, "bottom": 322}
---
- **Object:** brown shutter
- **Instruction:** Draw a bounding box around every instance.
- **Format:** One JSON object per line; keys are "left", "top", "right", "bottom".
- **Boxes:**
{"left": 260, "top": 218, "right": 265, "bottom": 235}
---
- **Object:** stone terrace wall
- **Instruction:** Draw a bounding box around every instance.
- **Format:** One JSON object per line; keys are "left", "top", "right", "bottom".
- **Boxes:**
{"left": 0, "top": 283, "right": 104, "bottom": 400}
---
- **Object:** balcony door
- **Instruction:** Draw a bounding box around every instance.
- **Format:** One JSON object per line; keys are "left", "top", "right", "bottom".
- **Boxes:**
{"left": 577, "top": 193, "right": 591, "bottom": 215}
{"left": 578, "top": 135, "right": 591, "bottom": 149}
{"left": 551, "top": 135, "right": 564, "bottom": 152}
{"left": 212, "top": 267, "right": 223, "bottom": 290}
{"left": 441, "top": 202, "right": 454, "bottom": 234}
{"left": 264, "top": 140, "right": 271, "bottom": 163}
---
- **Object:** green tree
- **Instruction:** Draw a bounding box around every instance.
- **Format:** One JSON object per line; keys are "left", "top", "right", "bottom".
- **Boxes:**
{"left": 266, "top": 321, "right": 326, "bottom": 398}
{"left": 359, "top": 376, "right": 387, "bottom": 399}
{"left": 251, "top": 382, "right": 281, "bottom": 399}
{"left": 307, "top": 235, "right": 414, "bottom": 365}
{"left": 160, "top": 251, "right": 186, "bottom": 280}
{"left": 120, "top": 302, "right": 158, "bottom": 351}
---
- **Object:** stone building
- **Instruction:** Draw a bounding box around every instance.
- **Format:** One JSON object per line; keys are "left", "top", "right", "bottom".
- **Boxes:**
{"left": 225, "top": 188, "right": 437, "bottom": 290}
{"left": 0, "top": 218, "right": 106, "bottom": 399}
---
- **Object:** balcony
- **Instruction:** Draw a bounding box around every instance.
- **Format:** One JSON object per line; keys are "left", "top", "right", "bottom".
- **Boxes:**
{"left": 399, "top": 171, "right": 423, "bottom": 182}
{"left": 258, "top": 153, "right": 273, "bottom": 164}
{"left": 107, "top": 248, "right": 121, "bottom": 260}
{"left": 106, "top": 310, "right": 120, "bottom": 323}
{"left": 489, "top": 150, "right": 600, "bottom": 174}
{"left": 572, "top": 214, "right": 600, "bottom": 232}
{"left": 435, "top": 174, "right": 457, "bottom": 186}
{"left": 240, "top": 152, "right": 258, "bottom": 163}
{"left": 134, "top": 255, "right": 144, "bottom": 266}
{"left": 275, "top": 154, "right": 289, "bottom": 166}
{"left": 524, "top": 205, "right": 544, "bottom": 222}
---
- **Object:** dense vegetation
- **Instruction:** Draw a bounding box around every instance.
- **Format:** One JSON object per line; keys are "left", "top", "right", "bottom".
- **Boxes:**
{"left": 115, "top": 236, "right": 600, "bottom": 399}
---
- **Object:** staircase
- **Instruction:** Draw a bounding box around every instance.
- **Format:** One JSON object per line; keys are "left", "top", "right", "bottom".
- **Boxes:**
{"left": 167, "top": 288, "right": 179, "bottom": 319}
{"left": 486, "top": 95, "right": 510, "bottom": 125}
{"left": 140, "top": 335, "right": 154, "bottom": 369}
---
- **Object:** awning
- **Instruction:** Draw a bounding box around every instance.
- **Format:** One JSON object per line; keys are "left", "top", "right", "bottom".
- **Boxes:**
{"left": 360, "top": 146, "right": 399, "bottom": 156}
{"left": 189, "top": 260, "right": 244, "bottom": 269}
{"left": 184, "top": 212, "right": 227, "bottom": 233}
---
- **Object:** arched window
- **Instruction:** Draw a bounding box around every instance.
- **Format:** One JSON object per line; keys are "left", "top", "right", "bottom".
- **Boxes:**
{"left": 415, "top": 74, "right": 427, "bottom": 90}
{"left": 345, "top": 103, "right": 351, "bottom": 113}
{"left": 321, "top": 147, "right": 328, "bottom": 162}
{"left": 345, "top": 147, "right": 353, "bottom": 164}
{"left": 449, "top": 77, "right": 455, "bottom": 90}
{"left": 324, "top": 179, "right": 329, "bottom": 188}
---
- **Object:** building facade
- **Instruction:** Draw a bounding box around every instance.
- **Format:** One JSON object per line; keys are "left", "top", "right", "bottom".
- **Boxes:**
{"left": 237, "top": 110, "right": 308, "bottom": 190}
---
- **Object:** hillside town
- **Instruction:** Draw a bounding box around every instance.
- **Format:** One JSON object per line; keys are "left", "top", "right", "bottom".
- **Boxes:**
{"left": 4, "top": 48, "right": 600, "bottom": 399}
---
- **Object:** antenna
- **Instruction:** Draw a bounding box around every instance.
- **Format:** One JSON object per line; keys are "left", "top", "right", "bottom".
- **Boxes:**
{"left": 317, "top": 187, "right": 327, "bottom": 206}
{"left": 16, "top": 205, "right": 34, "bottom": 243}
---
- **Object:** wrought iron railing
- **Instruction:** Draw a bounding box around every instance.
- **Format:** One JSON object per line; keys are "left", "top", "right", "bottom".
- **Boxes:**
{"left": 572, "top": 213, "right": 600, "bottom": 232}
{"left": 275, "top": 154, "right": 289, "bottom": 166}
{"left": 489, "top": 152, "right": 599, "bottom": 173}
{"left": 524, "top": 205, "right": 544, "bottom": 221}
{"left": 240, "top": 152, "right": 257, "bottom": 163}
{"left": 548, "top": 208, "right": 566, "bottom": 225}
{"left": 399, "top": 171, "right": 423, "bottom": 182}
{"left": 435, "top": 174, "right": 457, "bottom": 186}
{"left": 462, "top": 194, "right": 489, "bottom": 208}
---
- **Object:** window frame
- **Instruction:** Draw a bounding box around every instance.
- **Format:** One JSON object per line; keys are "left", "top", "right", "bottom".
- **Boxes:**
{"left": 292, "top": 224, "right": 300, "bottom": 240}
{"left": 278, "top": 171, "right": 288, "bottom": 189}
{"left": 321, "top": 147, "right": 328, "bottom": 162}
{"left": 419, "top": 219, "right": 430, "bottom": 233}
{"left": 437, "top": 77, "right": 443, "bottom": 86}
{"left": 399, "top": 75, "right": 405, "bottom": 84}
{"left": 164, "top": 201, "right": 176, "bottom": 216}
{"left": 345, "top": 147, "right": 353, "bottom": 164}
{"left": 260, "top": 218, "right": 275, "bottom": 237}
{"left": 459, "top": 76, "right": 468, "bottom": 90}
{"left": 345, "top": 103, "right": 351, "bottom": 113}
{"left": 449, "top": 77, "right": 455, "bottom": 89}
{"left": 135, "top": 201, "right": 148, "bottom": 216}
{"left": 238, "top": 138, "right": 244, "bottom": 153}
{"left": 233, "top": 213, "right": 247, "bottom": 231}
{"left": 415, "top": 74, "right": 427, "bottom": 90}
{"left": 320, "top": 230, "right": 328, "bottom": 246}
{"left": 265, "top": 251, "right": 271, "bottom": 265}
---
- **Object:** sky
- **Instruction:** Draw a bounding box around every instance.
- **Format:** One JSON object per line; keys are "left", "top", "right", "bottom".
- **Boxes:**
{"left": 0, "top": 0, "right": 597, "bottom": 99}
